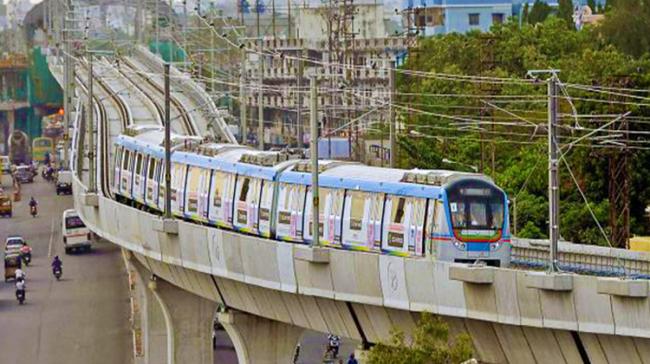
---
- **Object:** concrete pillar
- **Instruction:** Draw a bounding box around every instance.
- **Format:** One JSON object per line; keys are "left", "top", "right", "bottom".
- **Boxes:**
{"left": 217, "top": 310, "right": 304, "bottom": 364}
{"left": 128, "top": 254, "right": 217, "bottom": 364}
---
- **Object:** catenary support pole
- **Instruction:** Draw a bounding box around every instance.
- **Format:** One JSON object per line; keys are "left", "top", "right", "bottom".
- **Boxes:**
{"left": 87, "top": 52, "right": 96, "bottom": 193}
{"left": 257, "top": 0, "right": 264, "bottom": 150}
{"left": 164, "top": 63, "right": 172, "bottom": 219}
{"left": 548, "top": 74, "right": 560, "bottom": 272}
{"left": 310, "top": 76, "right": 320, "bottom": 247}
{"left": 389, "top": 61, "right": 396, "bottom": 168}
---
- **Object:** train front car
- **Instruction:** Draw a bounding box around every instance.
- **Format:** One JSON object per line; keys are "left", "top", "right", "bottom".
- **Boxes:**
{"left": 438, "top": 177, "right": 510, "bottom": 267}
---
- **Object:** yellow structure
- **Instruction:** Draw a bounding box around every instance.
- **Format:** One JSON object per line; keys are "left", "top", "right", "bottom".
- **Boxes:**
{"left": 630, "top": 236, "right": 650, "bottom": 252}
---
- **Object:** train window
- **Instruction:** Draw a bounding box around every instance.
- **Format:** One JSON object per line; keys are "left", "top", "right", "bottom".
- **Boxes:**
{"left": 446, "top": 180, "right": 505, "bottom": 231}
{"left": 185, "top": 166, "right": 202, "bottom": 215}
{"left": 391, "top": 197, "right": 406, "bottom": 224}
{"left": 349, "top": 192, "right": 365, "bottom": 231}
{"left": 135, "top": 154, "right": 143, "bottom": 175}
{"left": 148, "top": 158, "right": 156, "bottom": 179}
{"left": 122, "top": 150, "right": 130, "bottom": 169}
{"left": 258, "top": 181, "right": 275, "bottom": 237}
{"left": 212, "top": 171, "right": 225, "bottom": 208}
{"left": 239, "top": 178, "right": 250, "bottom": 202}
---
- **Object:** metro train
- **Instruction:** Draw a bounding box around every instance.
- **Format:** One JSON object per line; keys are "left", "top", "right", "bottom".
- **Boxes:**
{"left": 113, "top": 126, "right": 511, "bottom": 266}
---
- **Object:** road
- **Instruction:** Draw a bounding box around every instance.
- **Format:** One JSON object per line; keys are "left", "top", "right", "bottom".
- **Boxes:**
{"left": 0, "top": 174, "right": 132, "bottom": 364}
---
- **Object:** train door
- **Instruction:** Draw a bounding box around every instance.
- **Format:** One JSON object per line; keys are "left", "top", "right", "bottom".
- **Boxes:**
{"left": 258, "top": 180, "right": 275, "bottom": 238}
{"left": 304, "top": 188, "right": 344, "bottom": 247}
{"left": 425, "top": 199, "right": 447, "bottom": 256}
{"left": 170, "top": 162, "right": 187, "bottom": 216}
{"left": 156, "top": 162, "right": 165, "bottom": 211}
{"left": 381, "top": 195, "right": 426, "bottom": 256}
{"left": 233, "top": 176, "right": 262, "bottom": 234}
{"left": 113, "top": 146, "right": 122, "bottom": 192}
{"left": 198, "top": 169, "right": 212, "bottom": 221}
{"left": 184, "top": 166, "right": 202, "bottom": 220}
{"left": 207, "top": 171, "right": 237, "bottom": 228}
{"left": 145, "top": 158, "right": 158, "bottom": 207}
{"left": 119, "top": 149, "right": 130, "bottom": 196}
{"left": 342, "top": 191, "right": 384, "bottom": 251}
{"left": 275, "top": 183, "right": 306, "bottom": 242}
{"left": 132, "top": 153, "right": 144, "bottom": 202}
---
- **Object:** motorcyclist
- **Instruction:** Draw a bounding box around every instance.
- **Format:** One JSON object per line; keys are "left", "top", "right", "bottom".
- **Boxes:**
{"left": 52, "top": 256, "right": 63, "bottom": 274}
{"left": 28, "top": 197, "right": 38, "bottom": 217}
{"left": 15, "top": 279, "right": 25, "bottom": 303}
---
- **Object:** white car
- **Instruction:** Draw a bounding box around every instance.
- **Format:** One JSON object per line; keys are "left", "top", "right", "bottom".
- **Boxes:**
{"left": 62, "top": 209, "right": 92, "bottom": 253}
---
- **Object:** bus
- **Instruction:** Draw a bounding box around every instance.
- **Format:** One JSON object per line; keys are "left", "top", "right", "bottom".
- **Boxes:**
{"left": 33, "top": 137, "right": 54, "bottom": 163}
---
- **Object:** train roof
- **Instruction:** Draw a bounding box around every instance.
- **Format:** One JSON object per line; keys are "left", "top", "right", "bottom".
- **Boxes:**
{"left": 175, "top": 148, "right": 299, "bottom": 180}
{"left": 279, "top": 162, "right": 499, "bottom": 199}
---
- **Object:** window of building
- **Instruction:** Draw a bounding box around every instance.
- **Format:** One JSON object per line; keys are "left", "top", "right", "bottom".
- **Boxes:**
{"left": 469, "top": 13, "right": 480, "bottom": 26}
{"left": 492, "top": 13, "right": 504, "bottom": 24}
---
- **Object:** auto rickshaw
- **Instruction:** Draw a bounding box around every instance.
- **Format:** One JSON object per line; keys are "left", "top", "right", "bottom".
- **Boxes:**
{"left": 0, "top": 194, "right": 12, "bottom": 217}
{"left": 4, "top": 252, "right": 22, "bottom": 281}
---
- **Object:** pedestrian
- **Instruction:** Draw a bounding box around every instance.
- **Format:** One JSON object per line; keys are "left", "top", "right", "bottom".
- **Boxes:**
{"left": 347, "top": 353, "right": 358, "bottom": 364}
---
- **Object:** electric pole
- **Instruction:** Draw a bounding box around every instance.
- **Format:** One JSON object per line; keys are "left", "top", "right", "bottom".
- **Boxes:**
{"left": 548, "top": 74, "right": 560, "bottom": 272}
{"left": 310, "top": 75, "right": 320, "bottom": 247}
{"left": 164, "top": 63, "right": 172, "bottom": 219}
{"left": 240, "top": 64, "right": 248, "bottom": 144}
{"left": 257, "top": 0, "right": 264, "bottom": 150}
{"left": 87, "top": 52, "right": 96, "bottom": 193}
{"left": 389, "top": 61, "right": 396, "bottom": 168}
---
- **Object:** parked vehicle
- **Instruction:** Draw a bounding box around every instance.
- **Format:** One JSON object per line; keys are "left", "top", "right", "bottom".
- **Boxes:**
{"left": 62, "top": 209, "right": 92, "bottom": 253}
{"left": 0, "top": 194, "right": 12, "bottom": 217}
{"left": 56, "top": 171, "right": 73, "bottom": 195}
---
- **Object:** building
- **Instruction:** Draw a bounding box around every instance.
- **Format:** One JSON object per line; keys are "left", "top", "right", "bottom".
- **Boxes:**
{"left": 400, "top": 0, "right": 606, "bottom": 35}
{"left": 223, "top": 1, "right": 411, "bottom": 161}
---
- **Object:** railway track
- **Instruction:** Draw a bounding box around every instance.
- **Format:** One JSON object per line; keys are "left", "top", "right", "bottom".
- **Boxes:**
{"left": 76, "top": 59, "right": 131, "bottom": 200}
{"left": 119, "top": 57, "right": 198, "bottom": 136}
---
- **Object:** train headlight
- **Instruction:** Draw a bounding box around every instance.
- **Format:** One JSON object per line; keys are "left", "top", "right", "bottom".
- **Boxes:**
{"left": 490, "top": 242, "right": 501, "bottom": 251}
{"left": 453, "top": 241, "right": 466, "bottom": 251}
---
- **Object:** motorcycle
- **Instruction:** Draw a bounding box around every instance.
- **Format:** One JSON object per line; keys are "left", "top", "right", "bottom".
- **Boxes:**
{"left": 30, "top": 205, "right": 37, "bottom": 218}
{"left": 16, "top": 289, "right": 25, "bottom": 305}
{"left": 41, "top": 168, "right": 54, "bottom": 182}
{"left": 21, "top": 252, "right": 31, "bottom": 266}
{"left": 20, "top": 246, "right": 32, "bottom": 266}
{"left": 53, "top": 267, "right": 62, "bottom": 280}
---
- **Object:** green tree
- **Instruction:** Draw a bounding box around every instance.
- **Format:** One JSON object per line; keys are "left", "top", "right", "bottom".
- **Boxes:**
{"left": 558, "top": 0, "right": 575, "bottom": 29}
{"left": 528, "top": 0, "right": 552, "bottom": 24}
{"left": 366, "top": 313, "right": 473, "bottom": 364}
{"left": 587, "top": 0, "right": 597, "bottom": 12}
{"left": 522, "top": 3, "right": 530, "bottom": 24}
{"left": 599, "top": 0, "right": 650, "bottom": 57}
{"left": 396, "top": 17, "right": 650, "bottom": 245}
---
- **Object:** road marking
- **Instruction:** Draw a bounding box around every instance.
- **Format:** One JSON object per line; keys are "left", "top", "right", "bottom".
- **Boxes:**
{"left": 48, "top": 217, "right": 55, "bottom": 257}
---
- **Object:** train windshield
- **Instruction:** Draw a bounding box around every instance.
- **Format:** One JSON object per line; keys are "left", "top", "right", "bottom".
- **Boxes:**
{"left": 446, "top": 180, "right": 505, "bottom": 232}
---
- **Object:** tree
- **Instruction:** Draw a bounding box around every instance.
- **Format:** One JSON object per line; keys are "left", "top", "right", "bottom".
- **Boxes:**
{"left": 522, "top": 3, "right": 530, "bottom": 24}
{"left": 396, "top": 17, "right": 650, "bottom": 245}
{"left": 366, "top": 313, "right": 473, "bottom": 364}
{"left": 599, "top": 0, "right": 650, "bottom": 57}
{"left": 558, "top": 0, "right": 575, "bottom": 29}
{"left": 587, "top": 0, "right": 597, "bottom": 12}
{"left": 527, "top": 0, "right": 552, "bottom": 24}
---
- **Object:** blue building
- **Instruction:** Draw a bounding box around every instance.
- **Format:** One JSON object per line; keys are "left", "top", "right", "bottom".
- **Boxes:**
{"left": 401, "top": 0, "right": 606, "bottom": 35}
